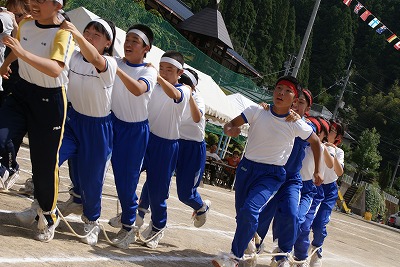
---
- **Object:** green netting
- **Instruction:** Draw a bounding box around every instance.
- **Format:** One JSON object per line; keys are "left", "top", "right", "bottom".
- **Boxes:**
{"left": 66, "top": 0, "right": 271, "bottom": 103}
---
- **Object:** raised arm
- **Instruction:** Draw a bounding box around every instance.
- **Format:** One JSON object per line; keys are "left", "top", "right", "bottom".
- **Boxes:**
{"left": 323, "top": 145, "right": 334, "bottom": 169}
{"left": 157, "top": 74, "right": 182, "bottom": 100}
{"left": 61, "top": 21, "right": 106, "bottom": 72}
{"left": 224, "top": 115, "right": 246, "bottom": 137}
{"left": 325, "top": 142, "right": 344, "bottom": 176}
{"left": 3, "top": 35, "right": 64, "bottom": 77}
{"left": 0, "top": 50, "right": 17, "bottom": 79}
{"left": 189, "top": 91, "right": 202, "bottom": 123}
{"left": 116, "top": 67, "right": 148, "bottom": 96}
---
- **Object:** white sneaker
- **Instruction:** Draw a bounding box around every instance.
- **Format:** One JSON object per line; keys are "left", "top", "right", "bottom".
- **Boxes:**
{"left": 0, "top": 168, "right": 9, "bottom": 189}
{"left": 5, "top": 167, "right": 20, "bottom": 190}
{"left": 309, "top": 247, "right": 322, "bottom": 267}
{"left": 270, "top": 258, "right": 290, "bottom": 267}
{"left": 58, "top": 195, "right": 83, "bottom": 217}
{"left": 141, "top": 221, "right": 164, "bottom": 249}
{"left": 81, "top": 216, "right": 100, "bottom": 246}
{"left": 108, "top": 212, "right": 122, "bottom": 228}
{"left": 211, "top": 252, "right": 239, "bottom": 267}
{"left": 243, "top": 236, "right": 258, "bottom": 267}
{"left": 34, "top": 208, "right": 60, "bottom": 242}
{"left": 193, "top": 199, "right": 211, "bottom": 228}
{"left": 112, "top": 227, "right": 138, "bottom": 249}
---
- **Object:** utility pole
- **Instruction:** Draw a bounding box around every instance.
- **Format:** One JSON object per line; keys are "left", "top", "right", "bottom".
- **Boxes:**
{"left": 333, "top": 60, "right": 352, "bottom": 119}
{"left": 390, "top": 154, "right": 400, "bottom": 188}
{"left": 292, "top": 0, "right": 321, "bottom": 78}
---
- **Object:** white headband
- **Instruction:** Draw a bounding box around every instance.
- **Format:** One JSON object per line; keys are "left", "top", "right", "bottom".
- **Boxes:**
{"left": 160, "top": 57, "right": 183, "bottom": 70}
{"left": 183, "top": 69, "right": 198, "bottom": 86}
{"left": 93, "top": 18, "right": 114, "bottom": 41}
{"left": 55, "top": 0, "right": 63, "bottom": 6}
{"left": 127, "top": 29, "right": 150, "bottom": 46}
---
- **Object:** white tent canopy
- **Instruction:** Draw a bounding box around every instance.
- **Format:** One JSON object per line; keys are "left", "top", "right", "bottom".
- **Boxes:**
{"left": 227, "top": 93, "right": 259, "bottom": 113}
{"left": 67, "top": 7, "right": 240, "bottom": 124}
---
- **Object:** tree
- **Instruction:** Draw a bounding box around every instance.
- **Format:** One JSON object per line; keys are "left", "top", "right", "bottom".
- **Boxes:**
{"left": 352, "top": 128, "right": 382, "bottom": 182}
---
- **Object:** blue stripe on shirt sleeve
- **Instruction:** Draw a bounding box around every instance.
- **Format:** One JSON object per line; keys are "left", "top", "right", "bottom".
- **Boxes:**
{"left": 138, "top": 77, "right": 151, "bottom": 92}
{"left": 174, "top": 87, "right": 184, "bottom": 103}
{"left": 241, "top": 113, "right": 248, "bottom": 123}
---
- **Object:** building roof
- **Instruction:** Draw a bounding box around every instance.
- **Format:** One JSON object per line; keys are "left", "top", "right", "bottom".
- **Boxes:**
{"left": 157, "top": 0, "right": 194, "bottom": 20}
{"left": 177, "top": 7, "right": 234, "bottom": 49}
{"left": 226, "top": 48, "right": 260, "bottom": 76}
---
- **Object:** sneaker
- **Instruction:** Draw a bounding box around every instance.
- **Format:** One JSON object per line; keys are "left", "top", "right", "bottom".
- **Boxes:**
{"left": 16, "top": 200, "right": 39, "bottom": 226}
{"left": 5, "top": 165, "right": 20, "bottom": 190}
{"left": 112, "top": 227, "right": 137, "bottom": 249}
{"left": 34, "top": 208, "right": 60, "bottom": 242}
{"left": 0, "top": 167, "right": 9, "bottom": 189}
{"left": 58, "top": 194, "right": 83, "bottom": 217}
{"left": 81, "top": 216, "right": 101, "bottom": 246}
{"left": 270, "top": 258, "right": 290, "bottom": 267}
{"left": 108, "top": 212, "right": 122, "bottom": 228}
{"left": 309, "top": 247, "right": 322, "bottom": 267}
{"left": 141, "top": 221, "right": 164, "bottom": 249}
{"left": 19, "top": 178, "right": 34, "bottom": 195}
{"left": 211, "top": 252, "right": 239, "bottom": 267}
{"left": 293, "top": 260, "right": 309, "bottom": 267}
{"left": 193, "top": 199, "right": 211, "bottom": 228}
{"left": 243, "top": 236, "right": 258, "bottom": 267}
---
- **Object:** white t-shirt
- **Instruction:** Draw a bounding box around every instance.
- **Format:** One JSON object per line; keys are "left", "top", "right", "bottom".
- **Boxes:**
{"left": 17, "top": 19, "right": 74, "bottom": 88}
{"left": 67, "top": 50, "right": 117, "bottom": 117}
{"left": 179, "top": 91, "right": 206, "bottom": 142}
{"left": 111, "top": 58, "right": 157, "bottom": 122}
{"left": 148, "top": 83, "right": 190, "bottom": 140}
{"left": 323, "top": 146, "right": 344, "bottom": 184}
{"left": 0, "top": 12, "right": 13, "bottom": 92}
{"left": 242, "top": 105, "right": 313, "bottom": 165}
{"left": 301, "top": 144, "right": 325, "bottom": 181}
{"left": 206, "top": 151, "right": 221, "bottom": 161}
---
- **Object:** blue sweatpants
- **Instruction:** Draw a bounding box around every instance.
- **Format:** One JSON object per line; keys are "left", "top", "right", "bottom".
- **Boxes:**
{"left": 232, "top": 157, "right": 286, "bottom": 259}
{"left": 298, "top": 180, "right": 317, "bottom": 226}
{"left": 111, "top": 115, "right": 149, "bottom": 227}
{"left": 311, "top": 182, "right": 338, "bottom": 251}
{"left": 294, "top": 185, "right": 324, "bottom": 260}
{"left": 141, "top": 132, "right": 178, "bottom": 230}
{"left": 257, "top": 174, "right": 302, "bottom": 260}
{"left": 175, "top": 139, "right": 206, "bottom": 211}
{"left": 59, "top": 108, "right": 113, "bottom": 221}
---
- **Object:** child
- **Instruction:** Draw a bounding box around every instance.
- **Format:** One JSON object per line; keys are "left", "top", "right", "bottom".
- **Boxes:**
{"left": 255, "top": 89, "right": 323, "bottom": 267}
{"left": 175, "top": 68, "right": 211, "bottom": 227}
{"left": 57, "top": 17, "right": 117, "bottom": 246}
{"left": 293, "top": 116, "right": 333, "bottom": 267}
{"left": 109, "top": 24, "right": 157, "bottom": 249}
{"left": 307, "top": 119, "right": 345, "bottom": 266}
{"left": 138, "top": 51, "right": 191, "bottom": 249}
{"left": 211, "top": 76, "right": 322, "bottom": 267}
{"left": 0, "top": 0, "right": 74, "bottom": 242}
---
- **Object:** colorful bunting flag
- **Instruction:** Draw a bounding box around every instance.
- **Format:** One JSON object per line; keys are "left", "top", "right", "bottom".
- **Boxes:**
{"left": 376, "top": 25, "right": 387, "bottom": 34}
{"left": 343, "top": 0, "right": 353, "bottom": 6}
{"left": 360, "top": 10, "right": 372, "bottom": 21}
{"left": 394, "top": 41, "right": 400, "bottom": 50}
{"left": 368, "top": 18, "right": 380, "bottom": 28}
{"left": 354, "top": 3, "right": 364, "bottom": 14}
{"left": 387, "top": 34, "right": 397, "bottom": 43}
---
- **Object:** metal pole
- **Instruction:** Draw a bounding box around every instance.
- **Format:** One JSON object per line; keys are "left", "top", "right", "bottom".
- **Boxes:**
{"left": 333, "top": 60, "right": 352, "bottom": 119}
{"left": 292, "top": 0, "right": 322, "bottom": 77}
{"left": 389, "top": 154, "right": 400, "bottom": 188}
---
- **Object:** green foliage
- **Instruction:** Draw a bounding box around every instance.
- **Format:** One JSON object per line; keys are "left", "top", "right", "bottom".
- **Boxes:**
{"left": 365, "top": 184, "right": 386, "bottom": 220}
{"left": 352, "top": 128, "right": 382, "bottom": 174}
{"left": 206, "top": 133, "right": 219, "bottom": 146}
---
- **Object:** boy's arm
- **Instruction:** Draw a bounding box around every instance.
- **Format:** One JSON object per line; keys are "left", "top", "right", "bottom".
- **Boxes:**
{"left": 116, "top": 67, "right": 148, "bottom": 96}
{"left": 323, "top": 146, "right": 334, "bottom": 169}
{"left": 157, "top": 74, "right": 182, "bottom": 100}
{"left": 3, "top": 35, "right": 64, "bottom": 77}
{"left": 307, "top": 132, "right": 323, "bottom": 186}
{"left": 224, "top": 115, "right": 245, "bottom": 137}
{"left": 61, "top": 21, "right": 106, "bottom": 72}
{"left": 189, "top": 91, "right": 202, "bottom": 123}
{"left": 0, "top": 51, "right": 17, "bottom": 78}
{"left": 325, "top": 143, "right": 344, "bottom": 176}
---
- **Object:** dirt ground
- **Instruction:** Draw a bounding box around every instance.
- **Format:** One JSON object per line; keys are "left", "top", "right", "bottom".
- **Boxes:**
{"left": 1, "top": 144, "right": 399, "bottom": 267}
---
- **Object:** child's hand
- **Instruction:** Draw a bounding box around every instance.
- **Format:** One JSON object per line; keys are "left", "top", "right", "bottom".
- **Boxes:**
{"left": 0, "top": 62, "right": 11, "bottom": 79}
{"left": 2, "top": 35, "right": 24, "bottom": 58}
{"left": 60, "top": 20, "right": 81, "bottom": 38}
{"left": 286, "top": 110, "right": 301, "bottom": 122}
{"left": 259, "top": 102, "right": 269, "bottom": 110}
